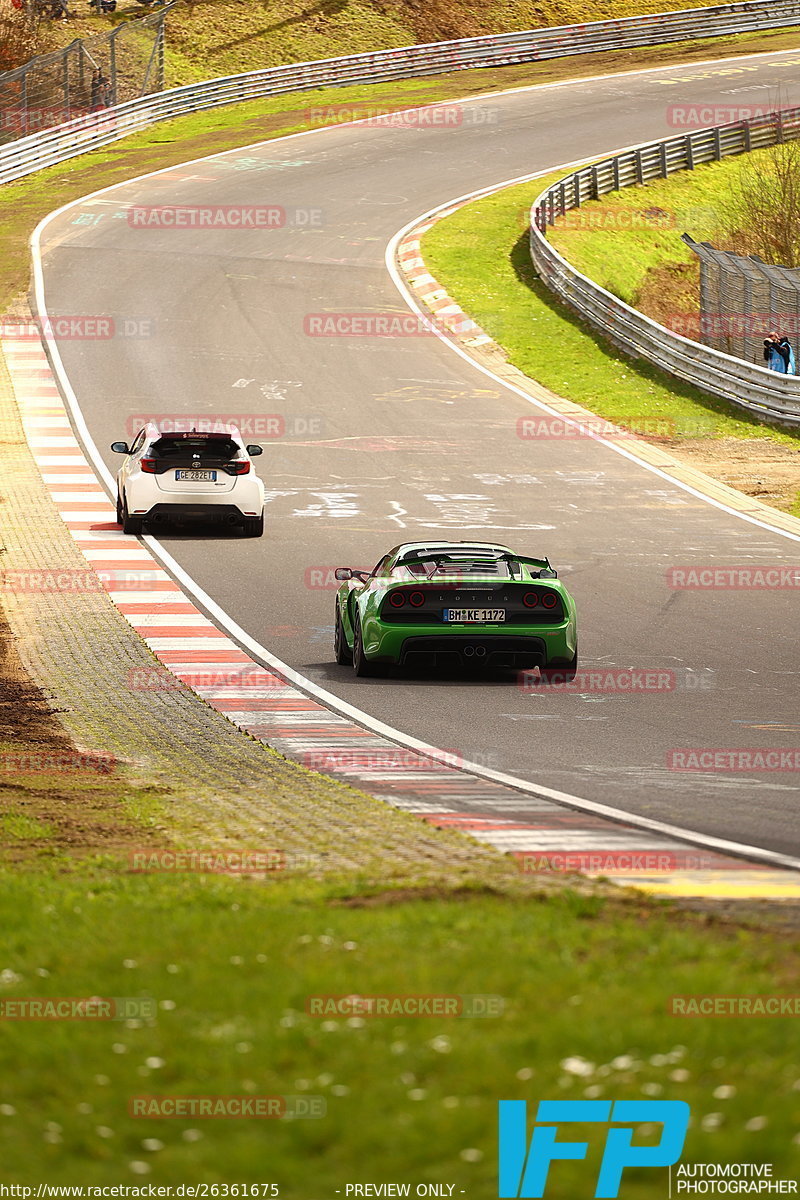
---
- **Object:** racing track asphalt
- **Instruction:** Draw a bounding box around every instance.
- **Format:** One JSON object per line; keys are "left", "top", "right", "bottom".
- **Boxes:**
{"left": 34, "top": 49, "right": 800, "bottom": 856}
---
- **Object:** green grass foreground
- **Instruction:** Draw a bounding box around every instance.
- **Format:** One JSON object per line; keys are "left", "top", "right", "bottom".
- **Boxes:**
{"left": 1, "top": 871, "right": 799, "bottom": 1189}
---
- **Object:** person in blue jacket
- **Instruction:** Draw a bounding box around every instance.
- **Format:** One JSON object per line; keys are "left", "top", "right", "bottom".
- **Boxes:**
{"left": 763, "top": 331, "right": 796, "bottom": 374}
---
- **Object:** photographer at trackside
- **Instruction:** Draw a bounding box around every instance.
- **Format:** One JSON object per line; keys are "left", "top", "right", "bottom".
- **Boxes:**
{"left": 763, "top": 330, "right": 796, "bottom": 374}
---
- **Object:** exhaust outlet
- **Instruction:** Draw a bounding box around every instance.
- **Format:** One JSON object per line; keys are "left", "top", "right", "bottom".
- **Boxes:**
{"left": 463, "top": 645, "right": 475, "bottom": 657}
{"left": 475, "top": 646, "right": 487, "bottom": 657}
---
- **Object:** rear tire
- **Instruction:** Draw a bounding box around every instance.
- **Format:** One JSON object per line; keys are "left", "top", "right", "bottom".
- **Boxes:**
{"left": 540, "top": 644, "right": 578, "bottom": 683}
{"left": 116, "top": 491, "right": 123, "bottom": 525}
{"left": 241, "top": 511, "right": 264, "bottom": 538}
{"left": 352, "top": 616, "right": 382, "bottom": 677}
{"left": 334, "top": 605, "right": 352, "bottom": 665}
{"left": 121, "top": 495, "right": 144, "bottom": 535}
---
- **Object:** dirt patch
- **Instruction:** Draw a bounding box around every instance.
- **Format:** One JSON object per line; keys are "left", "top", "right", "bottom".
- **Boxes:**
{"left": 635, "top": 260, "right": 699, "bottom": 328}
{"left": 0, "top": 778, "right": 163, "bottom": 863}
{"left": 674, "top": 899, "right": 800, "bottom": 934}
{"left": 0, "top": 619, "right": 65, "bottom": 747}
{"left": 331, "top": 884, "right": 508, "bottom": 906}
{"left": 662, "top": 436, "right": 800, "bottom": 512}
{"left": 329, "top": 877, "right": 608, "bottom": 905}
{"left": 0, "top": 613, "right": 166, "bottom": 864}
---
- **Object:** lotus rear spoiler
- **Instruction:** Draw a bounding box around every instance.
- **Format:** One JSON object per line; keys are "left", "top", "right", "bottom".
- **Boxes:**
{"left": 398, "top": 552, "right": 557, "bottom": 578}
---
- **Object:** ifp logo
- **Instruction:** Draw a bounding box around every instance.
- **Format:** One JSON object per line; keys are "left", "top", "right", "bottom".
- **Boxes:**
{"left": 498, "top": 1100, "right": 689, "bottom": 1198}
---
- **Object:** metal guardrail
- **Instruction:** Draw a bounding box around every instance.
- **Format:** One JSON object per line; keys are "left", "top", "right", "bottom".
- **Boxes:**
{"left": 529, "top": 109, "right": 800, "bottom": 426}
{"left": 1, "top": 0, "right": 800, "bottom": 184}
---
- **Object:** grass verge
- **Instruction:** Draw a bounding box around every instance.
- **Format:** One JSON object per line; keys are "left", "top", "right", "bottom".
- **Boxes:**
{"left": 1, "top": 869, "right": 799, "bottom": 1187}
{"left": 546, "top": 161, "right": 726, "bottom": 307}
{"left": 421, "top": 173, "right": 800, "bottom": 514}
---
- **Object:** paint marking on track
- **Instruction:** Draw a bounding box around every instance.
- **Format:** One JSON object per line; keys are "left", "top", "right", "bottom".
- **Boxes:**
{"left": 21, "top": 54, "right": 800, "bottom": 894}
{"left": 5, "top": 332, "right": 800, "bottom": 898}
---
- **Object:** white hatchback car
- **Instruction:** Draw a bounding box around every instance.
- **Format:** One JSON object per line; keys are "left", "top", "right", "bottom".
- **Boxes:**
{"left": 112, "top": 423, "right": 266, "bottom": 536}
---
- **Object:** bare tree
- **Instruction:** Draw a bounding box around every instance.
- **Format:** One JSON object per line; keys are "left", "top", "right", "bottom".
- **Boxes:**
{"left": 718, "top": 133, "right": 800, "bottom": 268}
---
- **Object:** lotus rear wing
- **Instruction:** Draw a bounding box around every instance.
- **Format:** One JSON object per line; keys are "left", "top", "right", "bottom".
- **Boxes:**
{"left": 397, "top": 552, "right": 557, "bottom": 578}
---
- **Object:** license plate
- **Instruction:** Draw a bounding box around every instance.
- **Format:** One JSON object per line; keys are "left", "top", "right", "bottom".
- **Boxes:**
{"left": 175, "top": 469, "right": 216, "bottom": 481}
{"left": 443, "top": 609, "right": 505, "bottom": 623}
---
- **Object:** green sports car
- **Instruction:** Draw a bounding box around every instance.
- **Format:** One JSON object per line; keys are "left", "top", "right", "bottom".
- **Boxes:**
{"left": 333, "top": 541, "right": 578, "bottom": 678}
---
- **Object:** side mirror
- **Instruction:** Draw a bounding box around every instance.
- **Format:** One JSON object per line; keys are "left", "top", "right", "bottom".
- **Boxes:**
{"left": 538, "top": 568, "right": 558, "bottom": 579}
{"left": 246, "top": 444, "right": 263, "bottom": 456}
{"left": 334, "top": 568, "right": 353, "bottom": 581}
{"left": 110, "top": 441, "right": 130, "bottom": 454}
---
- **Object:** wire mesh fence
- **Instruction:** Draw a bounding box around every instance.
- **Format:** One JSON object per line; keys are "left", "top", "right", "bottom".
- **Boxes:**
{"left": 683, "top": 235, "right": 800, "bottom": 365}
{"left": 530, "top": 108, "right": 800, "bottom": 424}
{"left": 0, "top": 1, "right": 172, "bottom": 143}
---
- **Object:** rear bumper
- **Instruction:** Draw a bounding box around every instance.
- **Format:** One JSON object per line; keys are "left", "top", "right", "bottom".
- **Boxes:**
{"left": 364, "top": 620, "right": 576, "bottom": 668}
{"left": 136, "top": 503, "right": 252, "bottom": 525}
{"left": 400, "top": 635, "right": 547, "bottom": 669}
{"left": 126, "top": 478, "right": 263, "bottom": 516}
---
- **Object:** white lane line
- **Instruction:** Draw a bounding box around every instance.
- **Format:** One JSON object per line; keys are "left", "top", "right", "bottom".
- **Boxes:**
{"left": 43, "top": 474, "right": 102, "bottom": 485}
{"left": 57, "top": 510, "right": 116, "bottom": 522}
{"left": 143, "top": 636, "right": 236, "bottom": 650}
{"left": 82, "top": 548, "right": 159, "bottom": 560}
{"left": 125, "top": 614, "right": 217, "bottom": 628}
{"left": 28, "top": 61, "right": 800, "bottom": 875}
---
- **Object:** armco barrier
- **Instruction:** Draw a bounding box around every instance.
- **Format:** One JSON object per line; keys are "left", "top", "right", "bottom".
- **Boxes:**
{"left": 529, "top": 110, "right": 800, "bottom": 426}
{"left": 1, "top": 0, "right": 800, "bottom": 184}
